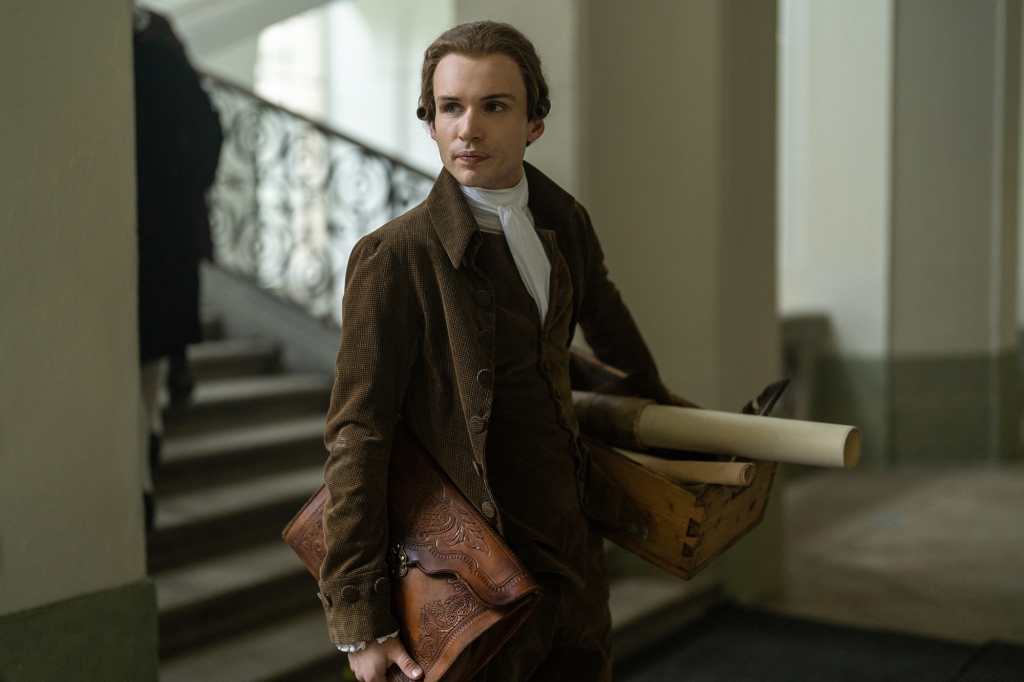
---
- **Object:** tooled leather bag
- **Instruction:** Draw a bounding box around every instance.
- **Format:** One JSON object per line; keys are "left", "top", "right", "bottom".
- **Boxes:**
{"left": 282, "top": 423, "right": 543, "bottom": 682}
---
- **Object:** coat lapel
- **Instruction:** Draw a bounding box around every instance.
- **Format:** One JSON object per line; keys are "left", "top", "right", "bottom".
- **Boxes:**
{"left": 426, "top": 169, "right": 479, "bottom": 269}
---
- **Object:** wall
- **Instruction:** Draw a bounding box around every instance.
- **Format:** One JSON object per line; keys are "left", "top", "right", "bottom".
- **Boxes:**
{"left": 777, "top": 0, "right": 894, "bottom": 358}
{"left": 195, "top": 34, "right": 260, "bottom": 88}
{"left": 776, "top": 0, "right": 895, "bottom": 462}
{"left": 328, "top": 0, "right": 455, "bottom": 173}
{"left": 777, "top": 0, "right": 1022, "bottom": 465}
{"left": 586, "top": 0, "right": 779, "bottom": 412}
{"left": 586, "top": 0, "right": 781, "bottom": 599}
{"left": 0, "top": 0, "right": 156, "bottom": 678}
{"left": 886, "top": 0, "right": 1021, "bottom": 464}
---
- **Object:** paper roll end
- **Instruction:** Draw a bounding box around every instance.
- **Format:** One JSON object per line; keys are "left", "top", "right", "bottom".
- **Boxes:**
{"left": 843, "top": 428, "right": 862, "bottom": 469}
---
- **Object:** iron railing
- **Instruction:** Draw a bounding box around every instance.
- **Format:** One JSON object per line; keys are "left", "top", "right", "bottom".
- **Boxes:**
{"left": 202, "top": 75, "right": 435, "bottom": 326}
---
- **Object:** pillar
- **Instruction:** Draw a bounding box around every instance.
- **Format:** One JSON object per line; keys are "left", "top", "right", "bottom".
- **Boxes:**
{"left": 0, "top": 1, "right": 156, "bottom": 679}
{"left": 779, "top": 0, "right": 1022, "bottom": 465}
{"left": 585, "top": 0, "right": 782, "bottom": 600}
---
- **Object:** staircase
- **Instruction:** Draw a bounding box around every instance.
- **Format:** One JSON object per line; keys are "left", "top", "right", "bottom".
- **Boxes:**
{"left": 154, "top": 314, "right": 348, "bottom": 682}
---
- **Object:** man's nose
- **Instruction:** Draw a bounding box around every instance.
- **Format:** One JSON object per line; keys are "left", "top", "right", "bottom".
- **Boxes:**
{"left": 458, "top": 108, "right": 483, "bottom": 141}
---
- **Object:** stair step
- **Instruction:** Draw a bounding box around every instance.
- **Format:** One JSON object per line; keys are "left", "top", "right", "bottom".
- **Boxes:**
{"left": 201, "top": 310, "right": 224, "bottom": 341}
{"left": 149, "top": 467, "right": 323, "bottom": 572}
{"left": 157, "top": 542, "right": 318, "bottom": 658}
{"left": 157, "top": 417, "right": 326, "bottom": 494}
{"left": 188, "top": 338, "right": 281, "bottom": 381}
{"left": 156, "top": 571, "right": 718, "bottom": 681}
{"left": 163, "top": 374, "right": 333, "bottom": 437}
{"left": 159, "top": 611, "right": 344, "bottom": 682}
{"left": 609, "top": 574, "right": 722, "bottom": 663}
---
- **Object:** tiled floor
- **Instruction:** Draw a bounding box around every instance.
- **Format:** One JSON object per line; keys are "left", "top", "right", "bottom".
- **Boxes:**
{"left": 765, "top": 466, "right": 1024, "bottom": 645}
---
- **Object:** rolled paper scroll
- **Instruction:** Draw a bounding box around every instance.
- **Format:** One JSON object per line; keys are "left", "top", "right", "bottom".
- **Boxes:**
{"left": 638, "top": 405, "right": 861, "bottom": 469}
{"left": 572, "top": 391, "right": 861, "bottom": 469}
{"left": 616, "top": 448, "right": 755, "bottom": 486}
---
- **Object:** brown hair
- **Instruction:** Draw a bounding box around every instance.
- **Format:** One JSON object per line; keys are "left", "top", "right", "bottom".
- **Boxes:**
{"left": 417, "top": 21, "right": 550, "bottom": 124}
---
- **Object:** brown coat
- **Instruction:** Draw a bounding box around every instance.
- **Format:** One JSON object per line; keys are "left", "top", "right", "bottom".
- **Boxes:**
{"left": 318, "top": 163, "right": 658, "bottom": 644}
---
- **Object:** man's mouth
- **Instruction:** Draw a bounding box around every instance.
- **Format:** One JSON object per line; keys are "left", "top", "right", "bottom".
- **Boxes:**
{"left": 455, "top": 151, "right": 489, "bottom": 166}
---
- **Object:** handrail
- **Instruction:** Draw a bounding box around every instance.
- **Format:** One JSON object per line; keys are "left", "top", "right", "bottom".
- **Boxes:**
{"left": 202, "top": 72, "right": 437, "bottom": 180}
{"left": 201, "top": 73, "right": 436, "bottom": 327}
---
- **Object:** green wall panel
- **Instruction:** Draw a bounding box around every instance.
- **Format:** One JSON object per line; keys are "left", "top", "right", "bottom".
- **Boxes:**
{"left": 0, "top": 580, "right": 157, "bottom": 682}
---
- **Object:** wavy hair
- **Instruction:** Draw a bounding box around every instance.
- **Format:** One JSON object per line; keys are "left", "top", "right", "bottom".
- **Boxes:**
{"left": 417, "top": 21, "right": 550, "bottom": 124}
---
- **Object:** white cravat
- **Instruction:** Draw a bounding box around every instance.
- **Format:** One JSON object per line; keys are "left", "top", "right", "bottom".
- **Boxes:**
{"left": 460, "top": 173, "right": 552, "bottom": 325}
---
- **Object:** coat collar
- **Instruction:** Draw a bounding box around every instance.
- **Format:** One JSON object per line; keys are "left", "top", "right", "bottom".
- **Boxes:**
{"left": 427, "top": 162, "right": 577, "bottom": 269}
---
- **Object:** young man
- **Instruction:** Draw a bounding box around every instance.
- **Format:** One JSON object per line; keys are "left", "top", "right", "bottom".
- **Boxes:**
{"left": 319, "top": 21, "right": 663, "bottom": 682}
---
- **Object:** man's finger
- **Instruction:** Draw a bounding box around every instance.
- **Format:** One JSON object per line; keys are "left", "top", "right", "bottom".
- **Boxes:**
{"left": 391, "top": 651, "right": 423, "bottom": 680}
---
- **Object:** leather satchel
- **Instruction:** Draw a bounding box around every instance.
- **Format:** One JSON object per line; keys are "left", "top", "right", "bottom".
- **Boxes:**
{"left": 282, "top": 423, "right": 543, "bottom": 682}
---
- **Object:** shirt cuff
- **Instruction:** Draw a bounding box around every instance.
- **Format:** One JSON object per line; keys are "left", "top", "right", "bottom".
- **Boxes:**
{"left": 336, "top": 629, "right": 400, "bottom": 652}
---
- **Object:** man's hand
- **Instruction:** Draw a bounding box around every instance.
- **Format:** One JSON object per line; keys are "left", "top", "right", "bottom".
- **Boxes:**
{"left": 347, "top": 636, "right": 423, "bottom": 682}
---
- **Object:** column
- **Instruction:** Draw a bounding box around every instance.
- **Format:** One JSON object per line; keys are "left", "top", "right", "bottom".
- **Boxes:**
{"left": 585, "top": 0, "right": 782, "bottom": 600}
{"left": 0, "top": 1, "right": 156, "bottom": 679}
{"left": 779, "top": 0, "right": 1022, "bottom": 466}
{"left": 888, "top": 0, "right": 1021, "bottom": 464}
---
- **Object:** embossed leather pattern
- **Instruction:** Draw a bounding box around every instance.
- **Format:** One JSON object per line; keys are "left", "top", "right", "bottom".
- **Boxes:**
{"left": 283, "top": 423, "right": 542, "bottom": 682}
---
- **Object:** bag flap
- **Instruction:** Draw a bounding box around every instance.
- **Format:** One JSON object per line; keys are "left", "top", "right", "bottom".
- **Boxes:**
{"left": 388, "top": 424, "right": 540, "bottom": 608}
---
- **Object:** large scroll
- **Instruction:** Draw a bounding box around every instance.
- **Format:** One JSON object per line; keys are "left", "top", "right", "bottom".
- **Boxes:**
{"left": 573, "top": 391, "right": 861, "bottom": 469}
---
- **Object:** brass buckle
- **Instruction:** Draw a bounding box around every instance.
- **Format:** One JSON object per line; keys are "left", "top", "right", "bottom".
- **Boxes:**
{"left": 386, "top": 542, "right": 408, "bottom": 578}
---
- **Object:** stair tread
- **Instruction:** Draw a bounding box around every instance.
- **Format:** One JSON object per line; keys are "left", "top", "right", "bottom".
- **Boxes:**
{"left": 608, "top": 575, "right": 700, "bottom": 629}
{"left": 185, "top": 374, "right": 332, "bottom": 407}
{"left": 162, "top": 416, "right": 326, "bottom": 465}
{"left": 155, "top": 541, "right": 307, "bottom": 613}
{"left": 157, "top": 572, "right": 714, "bottom": 681}
{"left": 188, "top": 338, "right": 279, "bottom": 363}
{"left": 155, "top": 466, "right": 323, "bottom": 531}
{"left": 159, "top": 611, "right": 339, "bottom": 682}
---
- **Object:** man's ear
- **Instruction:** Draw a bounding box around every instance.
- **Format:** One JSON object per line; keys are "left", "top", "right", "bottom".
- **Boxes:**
{"left": 429, "top": 120, "right": 438, "bottom": 141}
{"left": 527, "top": 118, "right": 545, "bottom": 144}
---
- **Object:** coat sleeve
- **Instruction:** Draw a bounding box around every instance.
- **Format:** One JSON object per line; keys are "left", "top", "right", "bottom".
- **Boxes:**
{"left": 574, "top": 203, "right": 663, "bottom": 380}
{"left": 318, "top": 235, "right": 419, "bottom": 645}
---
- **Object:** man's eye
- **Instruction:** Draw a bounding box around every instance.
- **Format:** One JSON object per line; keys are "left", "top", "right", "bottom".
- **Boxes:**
{"left": 486, "top": 102, "right": 505, "bottom": 112}
{"left": 444, "top": 103, "right": 459, "bottom": 114}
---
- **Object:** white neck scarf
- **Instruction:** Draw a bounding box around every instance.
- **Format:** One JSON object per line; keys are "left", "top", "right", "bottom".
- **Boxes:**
{"left": 460, "top": 173, "right": 551, "bottom": 325}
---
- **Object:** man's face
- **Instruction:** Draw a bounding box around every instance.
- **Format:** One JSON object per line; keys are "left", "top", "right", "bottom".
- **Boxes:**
{"left": 429, "top": 53, "right": 544, "bottom": 190}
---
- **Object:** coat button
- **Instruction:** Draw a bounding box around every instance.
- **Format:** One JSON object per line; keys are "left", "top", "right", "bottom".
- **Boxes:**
{"left": 469, "top": 416, "right": 487, "bottom": 434}
{"left": 341, "top": 586, "right": 359, "bottom": 603}
{"left": 317, "top": 592, "right": 333, "bottom": 607}
{"left": 481, "top": 501, "right": 496, "bottom": 519}
{"left": 474, "top": 290, "right": 491, "bottom": 307}
{"left": 478, "top": 329, "right": 495, "bottom": 346}
{"left": 476, "top": 369, "right": 493, "bottom": 388}
{"left": 374, "top": 577, "right": 389, "bottom": 595}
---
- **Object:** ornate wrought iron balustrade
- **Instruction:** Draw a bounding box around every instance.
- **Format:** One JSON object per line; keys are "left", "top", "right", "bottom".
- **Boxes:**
{"left": 202, "top": 76, "right": 435, "bottom": 326}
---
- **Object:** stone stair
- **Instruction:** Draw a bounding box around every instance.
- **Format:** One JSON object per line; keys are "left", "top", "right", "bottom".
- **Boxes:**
{"left": 153, "top": 312, "right": 719, "bottom": 681}
{"left": 154, "top": 316, "right": 347, "bottom": 680}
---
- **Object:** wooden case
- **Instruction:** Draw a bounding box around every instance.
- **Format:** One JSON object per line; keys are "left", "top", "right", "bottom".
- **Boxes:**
{"left": 588, "top": 438, "right": 776, "bottom": 579}
{"left": 569, "top": 350, "right": 778, "bottom": 581}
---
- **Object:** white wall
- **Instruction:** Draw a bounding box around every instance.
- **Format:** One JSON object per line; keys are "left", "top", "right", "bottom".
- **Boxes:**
{"left": 777, "top": 0, "right": 894, "bottom": 358}
{"left": 0, "top": 0, "right": 147, "bottom": 615}
{"left": 141, "top": 0, "right": 329, "bottom": 56}
{"left": 194, "top": 34, "right": 260, "bottom": 88}
{"left": 327, "top": 0, "right": 454, "bottom": 173}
